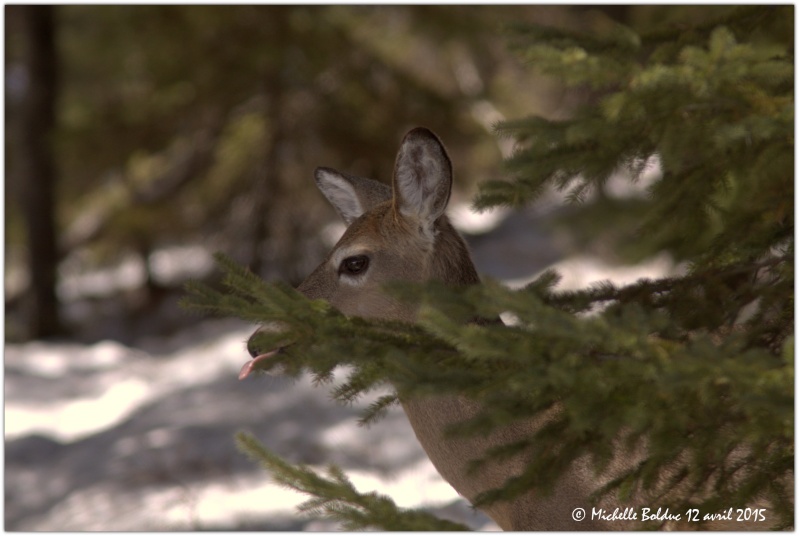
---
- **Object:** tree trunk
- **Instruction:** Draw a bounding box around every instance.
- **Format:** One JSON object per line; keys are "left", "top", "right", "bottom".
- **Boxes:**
{"left": 16, "top": 5, "right": 62, "bottom": 338}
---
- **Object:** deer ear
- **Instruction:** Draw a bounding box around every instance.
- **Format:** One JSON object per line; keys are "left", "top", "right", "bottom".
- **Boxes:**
{"left": 392, "top": 128, "right": 452, "bottom": 231}
{"left": 315, "top": 167, "right": 392, "bottom": 226}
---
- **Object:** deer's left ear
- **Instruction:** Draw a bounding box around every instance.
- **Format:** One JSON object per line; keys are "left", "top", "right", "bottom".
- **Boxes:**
{"left": 315, "top": 167, "right": 392, "bottom": 226}
{"left": 392, "top": 127, "right": 452, "bottom": 231}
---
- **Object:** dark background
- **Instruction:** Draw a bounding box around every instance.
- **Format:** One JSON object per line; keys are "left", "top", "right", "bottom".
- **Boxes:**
{"left": 5, "top": 4, "right": 686, "bottom": 344}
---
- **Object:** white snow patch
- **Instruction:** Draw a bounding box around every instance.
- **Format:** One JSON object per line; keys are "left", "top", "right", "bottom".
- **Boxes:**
{"left": 56, "top": 244, "right": 216, "bottom": 300}
{"left": 5, "top": 329, "right": 251, "bottom": 442}
{"left": 345, "top": 459, "right": 462, "bottom": 509}
{"left": 6, "top": 377, "right": 150, "bottom": 441}
{"left": 169, "top": 476, "right": 309, "bottom": 527}
{"left": 449, "top": 202, "right": 508, "bottom": 235}
{"left": 148, "top": 244, "right": 216, "bottom": 284}
{"left": 320, "top": 221, "right": 347, "bottom": 247}
{"left": 605, "top": 154, "right": 662, "bottom": 199}
{"left": 10, "top": 339, "right": 129, "bottom": 378}
{"left": 505, "top": 252, "right": 678, "bottom": 291}
{"left": 58, "top": 253, "right": 147, "bottom": 300}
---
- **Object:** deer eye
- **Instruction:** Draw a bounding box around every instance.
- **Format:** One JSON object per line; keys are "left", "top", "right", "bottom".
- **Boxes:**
{"left": 340, "top": 255, "right": 369, "bottom": 276}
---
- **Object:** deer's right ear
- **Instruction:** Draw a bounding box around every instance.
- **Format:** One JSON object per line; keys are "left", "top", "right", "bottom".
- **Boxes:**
{"left": 314, "top": 168, "right": 393, "bottom": 226}
{"left": 392, "top": 128, "right": 452, "bottom": 231}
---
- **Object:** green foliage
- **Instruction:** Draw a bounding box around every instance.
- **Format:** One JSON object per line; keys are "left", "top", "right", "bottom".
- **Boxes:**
{"left": 482, "top": 6, "right": 793, "bottom": 265}
{"left": 236, "top": 432, "right": 469, "bottom": 530}
{"left": 184, "top": 5, "right": 793, "bottom": 531}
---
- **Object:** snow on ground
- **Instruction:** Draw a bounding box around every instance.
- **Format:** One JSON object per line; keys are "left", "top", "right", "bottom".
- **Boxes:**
{"left": 5, "top": 204, "right": 678, "bottom": 531}
{"left": 56, "top": 245, "right": 216, "bottom": 302}
{"left": 505, "top": 252, "right": 678, "bottom": 291}
{"left": 5, "top": 319, "right": 498, "bottom": 531}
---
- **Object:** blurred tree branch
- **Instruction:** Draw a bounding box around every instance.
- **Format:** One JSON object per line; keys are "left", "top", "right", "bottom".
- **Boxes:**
{"left": 61, "top": 118, "right": 224, "bottom": 253}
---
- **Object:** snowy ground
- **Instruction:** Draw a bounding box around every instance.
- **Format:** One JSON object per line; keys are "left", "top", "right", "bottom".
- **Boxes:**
{"left": 6, "top": 318, "right": 498, "bottom": 530}
{"left": 5, "top": 202, "right": 677, "bottom": 531}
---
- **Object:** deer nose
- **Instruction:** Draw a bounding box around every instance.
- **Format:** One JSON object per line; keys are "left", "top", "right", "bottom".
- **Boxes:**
{"left": 246, "top": 333, "right": 262, "bottom": 358}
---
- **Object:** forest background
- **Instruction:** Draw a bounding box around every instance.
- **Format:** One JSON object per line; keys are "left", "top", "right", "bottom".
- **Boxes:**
{"left": 5, "top": 4, "right": 660, "bottom": 342}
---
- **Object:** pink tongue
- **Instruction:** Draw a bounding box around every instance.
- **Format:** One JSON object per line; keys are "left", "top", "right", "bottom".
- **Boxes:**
{"left": 239, "top": 350, "right": 279, "bottom": 380}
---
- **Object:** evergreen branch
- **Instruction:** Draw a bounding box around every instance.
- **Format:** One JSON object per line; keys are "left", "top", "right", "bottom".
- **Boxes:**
{"left": 538, "top": 255, "right": 790, "bottom": 337}
{"left": 503, "top": 18, "right": 641, "bottom": 88}
{"left": 640, "top": 6, "right": 783, "bottom": 47}
{"left": 505, "top": 18, "right": 641, "bottom": 56}
{"left": 358, "top": 393, "right": 400, "bottom": 427}
{"left": 235, "top": 432, "right": 470, "bottom": 531}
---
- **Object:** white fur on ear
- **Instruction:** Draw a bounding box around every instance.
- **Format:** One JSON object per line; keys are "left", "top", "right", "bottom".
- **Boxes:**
{"left": 315, "top": 168, "right": 366, "bottom": 226}
{"left": 392, "top": 128, "right": 453, "bottom": 233}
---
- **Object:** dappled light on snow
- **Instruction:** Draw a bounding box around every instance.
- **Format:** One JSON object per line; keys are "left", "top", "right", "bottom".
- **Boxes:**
{"left": 5, "top": 320, "right": 501, "bottom": 530}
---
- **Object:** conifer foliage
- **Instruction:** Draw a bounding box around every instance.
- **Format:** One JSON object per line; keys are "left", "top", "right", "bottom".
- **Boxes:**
{"left": 185, "top": 6, "right": 793, "bottom": 530}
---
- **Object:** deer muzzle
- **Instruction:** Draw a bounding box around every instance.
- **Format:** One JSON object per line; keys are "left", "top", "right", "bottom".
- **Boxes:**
{"left": 242, "top": 323, "right": 292, "bottom": 380}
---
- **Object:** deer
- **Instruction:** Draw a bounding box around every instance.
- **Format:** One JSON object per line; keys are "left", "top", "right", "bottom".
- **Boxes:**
{"left": 241, "top": 127, "right": 779, "bottom": 530}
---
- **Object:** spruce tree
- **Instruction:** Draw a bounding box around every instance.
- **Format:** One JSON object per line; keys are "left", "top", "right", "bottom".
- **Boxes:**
{"left": 185, "top": 6, "right": 793, "bottom": 530}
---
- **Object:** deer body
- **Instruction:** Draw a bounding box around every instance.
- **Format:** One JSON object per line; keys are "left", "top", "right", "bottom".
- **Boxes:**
{"left": 245, "top": 128, "right": 776, "bottom": 530}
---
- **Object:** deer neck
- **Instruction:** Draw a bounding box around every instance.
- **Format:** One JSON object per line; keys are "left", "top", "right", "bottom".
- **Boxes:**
{"left": 428, "top": 217, "right": 481, "bottom": 287}
{"left": 396, "top": 218, "right": 511, "bottom": 509}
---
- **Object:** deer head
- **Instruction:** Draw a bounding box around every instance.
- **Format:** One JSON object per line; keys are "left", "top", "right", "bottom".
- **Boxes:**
{"left": 242, "top": 127, "right": 479, "bottom": 377}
